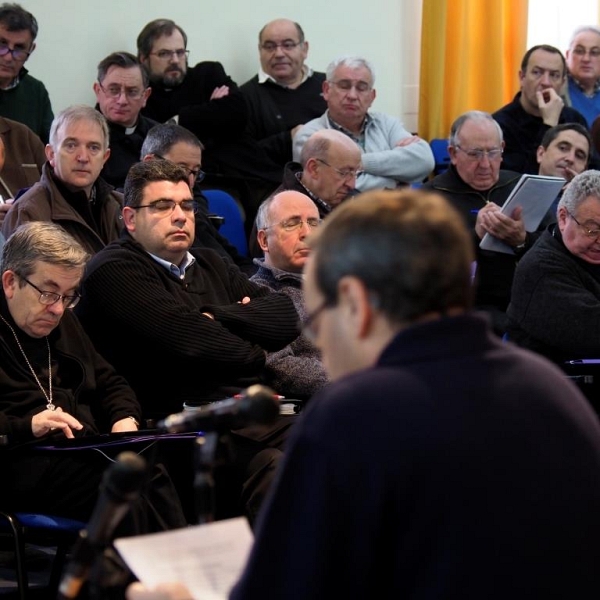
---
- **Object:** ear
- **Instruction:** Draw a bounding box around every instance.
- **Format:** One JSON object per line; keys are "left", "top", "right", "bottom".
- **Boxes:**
{"left": 448, "top": 145, "right": 458, "bottom": 165}
{"left": 45, "top": 143, "right": 55, "bottom": 166}
{"left": 257, "top": 229, "right": 269, "bottom": 253}
{"left": 336, "top": 275, "right": 374, "bottom": 339}
{"left": 141, "top": 86, "right": 152, "bottom": 108}
{"left": 25, "top": 41, "right": 35, "bottom": 60}
{"left": 142, "top": 153, "right": 154, "bottom": 163}
{"left": 518, "top": 69, "right": 525, "bottom": 85}
{"left": 101, "top": 148, "right": 111, "bottom": 167}
{"left": 304, "top": 157, "right": 320, "bottom": 178}
{"left": 93, "top": 81, "right": 102, "bottom": 97}
{"left": 557, "top": 206, "right": 569, "bottom": 232}
{"left": 536, "top": 144, "right": 545, "bottom": 165}
{"left": 2, "top": 270, "right": 17, "bottom": 298}
{"left": 322, "top": 80, "right": 331, "bottom": 101}
{"left": 122, "top": 206, "right": 137, "bottom": 232}
{"left": 301, "top": 41, "right": 309, "bottom": 61}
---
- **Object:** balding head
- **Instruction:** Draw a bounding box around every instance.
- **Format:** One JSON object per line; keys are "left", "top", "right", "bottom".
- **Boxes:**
{"left": 256, "top": 190, "right": 321, "bottom": 273}
{"left": 258, "top": 18, "right": 308, "bottom": 87}
{"left": 300, "top": 129, "right": 362, "bottom": 207}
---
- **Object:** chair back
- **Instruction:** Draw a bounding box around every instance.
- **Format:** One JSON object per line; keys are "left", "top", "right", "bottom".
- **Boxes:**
{"left": 430, "top": 139, "right": 451, "bottom": 175}
{"left": 203, "top": 189, "right": 248, "bottom": 256}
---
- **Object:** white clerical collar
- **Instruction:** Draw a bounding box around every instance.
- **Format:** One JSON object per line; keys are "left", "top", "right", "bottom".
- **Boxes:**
{"left": 258, "top": 65, "right": 313, "bottom": 87}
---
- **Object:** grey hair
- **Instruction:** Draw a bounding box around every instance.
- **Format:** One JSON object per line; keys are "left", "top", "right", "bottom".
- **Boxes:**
{"left": 49, "top": 105, "right": 110, "bottom": 151}
{"left": 559, "top": 170, "right": 600, "bottom": 213}
{"left": 2, "top": 222, "right": 89, "bottom": 279}
{"left": 449, "top": 111, "right": 503, "bottom": 147}
{"left": 140, "top": 123, "right": 204, "bottom": 159}
{"left": 326, "top": 56, "right": 375, "bottom": 85}
{"left": 569, "top": 25, "right": 600, "bottom": 48}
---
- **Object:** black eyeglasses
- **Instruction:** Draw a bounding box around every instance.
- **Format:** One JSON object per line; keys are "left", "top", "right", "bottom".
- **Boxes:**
{"left": 21, "top": 276, "right": 81, "bottom": 309}
{"left": 0, "top": 42, "right": 31, "bottom": 61}
{"left": 567, "top": 210, "right": 600, "bottom": 239}
{"left": 131, "top": 199, "right": 198, "bottom": 216}
{"left": 153, "top": 154, "right": 205, "bottom": 183}
{"left": 150, "top": 49, "right": 189, "bottom": 61}
{"left": 316, "top": 158, "right": 363, "bottom": 180}
{"left": 302, "top": 300, "right": 332, "bottom": 343}
{"left": 260, "top": 41, "right": 302, "bottom": 52}
{"left": 97, "top": 81, "right": 146, "bottom": 100}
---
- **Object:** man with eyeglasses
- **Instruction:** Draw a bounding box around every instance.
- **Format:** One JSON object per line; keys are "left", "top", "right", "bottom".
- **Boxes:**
{"left": 247, "top": 129, "right": 362, "bottom": 257}
{"left": 240, "top": 18, "right": 327, "bottom": 166}
{"left": 94, "top": 51, "right": 157, "bottom": 190}
{"left": 492, "top": 44, "right": 587, "bottom": 174}
{"left": 2, "top": 105, "right": 122, "bottom": 256}
{"left": 565, "top": 26, "right": 600, "bottom": 128}
{"left": 140, "top": 123, "right": 255, "bottom": 275}
{"left": 77, "top": 160, "right": 299, "bottom": 521}
{"left": 293, "top": 55, "right": 434, "bottom": 191}
{"left": 251, "top": 190, "right": 328, "bottom": 400}
{"left": 507, "top": 169, "right": 600, "bottom": 363}
{"left": 0, "top": 3, "right": 52, "bottom": 143}
{"left": 423, "top": 110, "right": 524, "bottom": 334}
{"left": 0, "top": 220, "right": 187, "bottom": 531}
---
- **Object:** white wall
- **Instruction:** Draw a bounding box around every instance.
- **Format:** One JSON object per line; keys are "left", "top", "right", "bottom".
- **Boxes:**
{"left": 22, "top": 0, "right": 423, "bottom": 133}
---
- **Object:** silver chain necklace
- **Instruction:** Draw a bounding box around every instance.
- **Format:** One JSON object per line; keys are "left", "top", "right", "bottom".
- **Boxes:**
{"left": 0, "top": 314, "right": 55, "bottom": 411}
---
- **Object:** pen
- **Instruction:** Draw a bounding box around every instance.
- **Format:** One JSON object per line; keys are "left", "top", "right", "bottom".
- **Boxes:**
{"left": 234, "top": 393, "right": 286, "bottom": 400}
{"left": 470, "top": 209, "right": 479, "bottom": 214}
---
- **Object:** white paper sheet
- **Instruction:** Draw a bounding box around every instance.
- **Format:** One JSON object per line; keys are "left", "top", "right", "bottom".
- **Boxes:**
{"left": 114, "top": 517, "right": 253, "bottom": 600}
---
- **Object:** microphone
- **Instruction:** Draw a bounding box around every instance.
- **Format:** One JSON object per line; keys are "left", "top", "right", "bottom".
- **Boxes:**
{"left": 58, "top": 451, "right": 148, "bottom": 600}
{"left": 158, "top": 384, "right": 281, "bottom": 433}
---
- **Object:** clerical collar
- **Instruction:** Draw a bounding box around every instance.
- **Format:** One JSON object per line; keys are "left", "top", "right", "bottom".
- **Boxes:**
{"left": 258, "top": 65, "right": 313, "bottom": 87}
{"left": 149, "top": 251, "right": 196, "bottom": 279}
{"left": 568, "top": 72, "right": 600, "bottom": 97}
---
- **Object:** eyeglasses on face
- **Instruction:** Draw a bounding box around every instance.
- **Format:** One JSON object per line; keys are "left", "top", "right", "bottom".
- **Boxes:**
{"left": 329, "top": 79, "right": 372, "bottom": 93}
{"left": 260, "top": 41, "right": 302, "bottom": 52}
{"left": 153, "top": 154, "right": 205, "bottom": 183}
{"left": 302, "top": 299, "right": 333, "bottom": 343}
{"left": 20, "top": 276, "right": 81, "bottom": 309}
{"left": 0, "top": 42, "right": 30, "bottom": 61}
{"left": 316, "top": 158, "right": 364, "bottom": 180}
{"left": 97, "top": 82, "right": 145, "bottom": 100}
{"left": 567, "top": 210, "right": 600, "bottom": 239}
{"left": 454, "top": 145, "right": 503, "bottom": 162}
{"left": 150, "top": 49, "right": 189, "bottom": 61}
{"left": 572, "top": 46, "right": 600, "bottom": 58}
{"left": 264, "top": 216, "right": 322, "bottom": 232}
{"left": 131, "top": 199, "right": 198, "bottom": 216}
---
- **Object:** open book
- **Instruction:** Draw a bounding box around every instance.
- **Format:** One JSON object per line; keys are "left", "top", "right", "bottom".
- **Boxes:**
{"left": 479, "top": 174, "right": 565, "bottom": 255}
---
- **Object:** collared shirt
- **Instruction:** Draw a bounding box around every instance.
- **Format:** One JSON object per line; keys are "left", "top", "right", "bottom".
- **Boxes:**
{"left": 149, "top": 251, "right": 196, "bottom": 279}
{"left": 1, "top": 73, "right": 20, "bottom": 91}
{"left": 294, "top": 171, "right": 332, "bottom": 215}
{"left": 257, "top": 65, "right": 313, "bottom": 87}
{"left": 327, "top": 112, "right": 371, "bottom": 151}
{"left": 568, "top": 72, "right": 600, "bottom": 97}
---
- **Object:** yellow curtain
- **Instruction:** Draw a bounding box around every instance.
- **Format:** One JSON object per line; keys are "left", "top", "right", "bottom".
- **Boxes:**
{"left": 419, "top": 0, "right": 528, "bottom": 141}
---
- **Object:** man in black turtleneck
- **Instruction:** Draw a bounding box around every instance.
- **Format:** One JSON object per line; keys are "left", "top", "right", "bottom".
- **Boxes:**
{"left": 1, "top": 104, "right": 122, "bottom": 255}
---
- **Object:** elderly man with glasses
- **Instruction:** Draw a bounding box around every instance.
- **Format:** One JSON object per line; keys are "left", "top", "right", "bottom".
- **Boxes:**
{"left": 422, "top": 110, "right": 525, "bottom": 335}
{"left": 251, "top": 190, "right": 328, "bottom": 400}
{"left": 93, "top": 51, "right": 158, "bottom": 190}
{"left": 2, "top": 104, "right": 122, "bottom": 256}
{"left": 507, "top": 169, "right": 600, "bottom": 363}
{"left": 293, "top": 55, "right": 434, "bottom": 191}
{"left": 0, "top": 3, "right": 53, "bottom": 143}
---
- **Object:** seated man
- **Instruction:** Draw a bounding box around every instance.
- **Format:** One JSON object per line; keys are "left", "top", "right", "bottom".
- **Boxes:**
{"left": 0, "top": 3, "right": 53, "bottom": 143}
{"left": 293, "top": 56, "right": 434, "bottom": 190}
{"left": 76, "top": 160, "right": 300, "bottom": 520}
{"left": 249, "top": 129, "right": 362, "bottom": 257}
{"left": 1, "top": 105, "right": 122, "bottom": 255}
{"left": 507, "top": 169, "right": 600, "bottom": 363}
{"left": 0, "top": 221, "right": 185, "bottom": 531}
{"left": 422, "top": 110, "right": 523, "bottom": 333}
{"left": 94, "top": 51, "right": 157, "bottom": 190}
{"left": 240, "top": 18, "right": 327, "bottom": 166}
{"left": 140, "top": 123, "right": 255, "bottom": 275}
{"left": 76, "top": 160, "right": 298, "bottom": 418}
{"left": 536, "top": 122, "right": 591, "bottom": 220}
{"left": 130, "top": 188, "right": 600, "bottom": 600}
{"left": 251, "top": 190, "right": 328, "bottom": 399}
{"left": 492, "top": 44, "right": 587, "bottom": 174}
{"left": 564, "top": 26, "right": 600, "bottom": 128}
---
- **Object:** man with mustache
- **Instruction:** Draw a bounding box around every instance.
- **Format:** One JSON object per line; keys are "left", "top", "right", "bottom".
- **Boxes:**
{"left": 251, "top": 190, "right": 328, "bottom": 400}
{"left": 1, "top": 105, "right": 122, "bottom": 255}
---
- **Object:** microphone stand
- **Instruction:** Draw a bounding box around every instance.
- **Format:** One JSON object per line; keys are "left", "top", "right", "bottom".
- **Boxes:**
{"left": 193, "top": 431, "right": 220, "bottom": 524}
